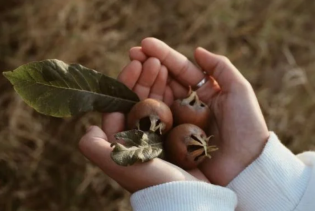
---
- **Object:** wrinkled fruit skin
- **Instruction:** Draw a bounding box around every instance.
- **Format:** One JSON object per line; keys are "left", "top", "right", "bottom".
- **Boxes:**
{"left": 171, "top": 91, "right": 211, "bottom": 130}
{"left": 165, "top": 124, "right": 208, "bottom": 170}
{"left": 127, "top": 98, "right": 173, "bottom": 134}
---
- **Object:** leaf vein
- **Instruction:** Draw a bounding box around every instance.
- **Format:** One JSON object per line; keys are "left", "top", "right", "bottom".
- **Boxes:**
{"left": 67, "top": 69, "right": 85, "bottom": 90}
{"left": 76, "top": 65, "right": 94, "bottom": 91}
{"left": 17, "top": 80, "right": 137, "bottom": 104}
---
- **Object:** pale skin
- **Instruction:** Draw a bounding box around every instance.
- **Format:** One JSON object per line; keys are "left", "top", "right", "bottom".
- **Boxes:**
{"left": 79, "top": 38, "right": 270, "bottom": 193}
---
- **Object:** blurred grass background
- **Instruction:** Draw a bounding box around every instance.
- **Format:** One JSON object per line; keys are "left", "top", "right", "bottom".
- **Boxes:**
{"left": 1, "top": 0, "right": 315, "bottom": 210}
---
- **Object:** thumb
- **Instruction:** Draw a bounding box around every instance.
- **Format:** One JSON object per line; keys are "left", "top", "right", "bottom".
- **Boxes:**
{"left": 194, "top": 47, "right": 248, "bottom": 91}
{"left": 79, "top": 126, "right": 115, "bottom": 171}
{"left": 78, "top": 126, "right": 198, "bottom": 193}
{"left": 78, "top": 125, "right": 130, "bottom": 186}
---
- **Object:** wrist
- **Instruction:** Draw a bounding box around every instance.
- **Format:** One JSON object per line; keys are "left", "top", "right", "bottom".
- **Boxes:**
{"left": 131, "top": 181, "right": 237, "bottom": 211}
{"left": 227, "top": 132, "right": 312, "bottom": 210}
{"left": 200, "top": 130, "right": 269, "bottom": 186}
{"left": 235, "top": 130, "right": 270, "bottom": 171}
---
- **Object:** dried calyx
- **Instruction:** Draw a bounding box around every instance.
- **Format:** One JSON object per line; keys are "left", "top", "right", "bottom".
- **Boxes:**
{"left": 137, "top": 115, "right": 165, "bottom": 134}
{"left": 165, "top": 123, "right": 217, "bottom": 170}
{"left": 186, "top": 133, "right": 217, "bottom": 162}
{"left": 171, "top": 87, "right": 211, "bottom": 130}
{"left": 181, "top": 88, "right": 207, "bottom": 108}
{"left": 127, "top": 98, "right": 173, "bottom": 135}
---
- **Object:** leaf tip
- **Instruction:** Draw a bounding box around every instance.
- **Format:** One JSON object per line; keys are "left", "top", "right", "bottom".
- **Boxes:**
{"left": 2, "top": 71, "right": 15, "bottom": 85}
{"left": 2, "top": 70, "right": 11, "bottom": 78}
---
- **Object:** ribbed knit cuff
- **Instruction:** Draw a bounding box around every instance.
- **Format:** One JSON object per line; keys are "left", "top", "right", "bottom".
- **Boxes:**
{"left": 227, "top": 132, "right": 312, "bottom": 211}
{"left": 131, "top": 181, "right": 237, "bottom": 211}
{"left": 295, "top": 152, "right": 315, "bottom": 210}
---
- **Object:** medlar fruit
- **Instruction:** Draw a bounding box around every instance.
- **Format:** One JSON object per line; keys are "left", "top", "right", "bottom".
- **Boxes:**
{"left": 127, "top": 98, "right": 173, "bottom": 134}
{"left": 164, "top": 123, "right": 217, "bottom": 170}
{"left": 171, "top": 88, "right": 211, "bottom": 130}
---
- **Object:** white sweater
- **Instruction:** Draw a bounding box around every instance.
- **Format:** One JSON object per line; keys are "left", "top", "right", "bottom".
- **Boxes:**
{"left": 130, "top": 132, "right": 315, "bottom": 211}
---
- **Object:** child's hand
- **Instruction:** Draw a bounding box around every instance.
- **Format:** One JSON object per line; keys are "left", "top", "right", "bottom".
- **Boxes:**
{"left": 127, "top": 38, "right": 270, "bottom": 186}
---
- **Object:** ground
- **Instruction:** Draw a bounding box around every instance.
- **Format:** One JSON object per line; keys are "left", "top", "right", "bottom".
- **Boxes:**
{"left": 0, "top": 0, "right": 315, "bottom": 210}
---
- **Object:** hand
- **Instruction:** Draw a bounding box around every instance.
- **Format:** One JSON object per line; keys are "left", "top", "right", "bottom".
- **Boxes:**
{"left": 127, "top": 38, "right": 270, "bottom": 186}
{"left": 78, "top": 58, "right": 209, "bottom": 193}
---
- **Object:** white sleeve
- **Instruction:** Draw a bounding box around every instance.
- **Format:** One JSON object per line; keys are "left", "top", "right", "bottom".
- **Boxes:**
{"left": 130, "top": 181, "right": 237, "bottom": 211}
{"left": 227, "top": 132, "right": 315, "bottom": 211}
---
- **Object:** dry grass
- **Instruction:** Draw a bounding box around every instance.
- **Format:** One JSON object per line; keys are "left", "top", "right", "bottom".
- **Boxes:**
{"left": 0, "top": 0, "right": 315, "bottom": 210}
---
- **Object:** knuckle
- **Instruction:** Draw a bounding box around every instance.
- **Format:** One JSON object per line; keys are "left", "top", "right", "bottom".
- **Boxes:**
{"left": 78, "top": 134, "right": 89, "bottom": 151}
{"left": 215, "top": 56, "right": 232, "bottom": 71}
{"left": 218, "top": 55, "right": 231, "bottom": 64}
{"left": 177, "top": 59, "right": 190, "bottom": 77}
{"left": 129, "top": 47, "right": 136, "bottom": 53}
{"left": 239, "top": 79, "right": 253, "bottom": 91}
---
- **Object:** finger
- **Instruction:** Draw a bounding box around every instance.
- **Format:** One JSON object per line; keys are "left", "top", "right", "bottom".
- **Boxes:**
{"left": 186, "top": 168, "right": 210, "bottom": 183}
{"left": 85, "top": 125, "right": 108, "bottom": 140}
{"left": 79, "top": 126, "right": 197, "bottom": 193}
{"left": 163, "top": 86, "right": 174, "bottom": 106}
{"left": 196, "top": 76, "right": 221, "bottom": 104}
{"left": 194, "top": 47, "right": 247, "bottom": 92}
{"left": 149, "top": 65, "right": 168, "bottom": 101}
{"left": 133, "top": 57, "right": 161, "bottom": 100}
{"left": 168, "top": 77, "right": 188, "bottom": 99}
{"left": 129, "top": 47, "right": 148, "bottom": 62}
{"left": 102, "top": 112, "right": 125, "bottom": 143}
{"left": 112, "top": 62, "right": 141, "bottom": 141}
{"left": 79, "top": 126, "right": 117, "bottom": 174}
{"left": 141, "top": 37, "right": 205, "bottom": 87}
{"left": 118, "top": 60, "right": 142, "bottom": 90}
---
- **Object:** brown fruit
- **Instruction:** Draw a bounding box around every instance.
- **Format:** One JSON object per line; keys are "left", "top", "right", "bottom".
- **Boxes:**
{"left": 171, "top": 89, "right": 211, "bottom": 130}
{"left": 127, "top": 98, "right": 173, "bottom": 134}
{"left": 164, "top": 124, "right": 217, "bottom": 170}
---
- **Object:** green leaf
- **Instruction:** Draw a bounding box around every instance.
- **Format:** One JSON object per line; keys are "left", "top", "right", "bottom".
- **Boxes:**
{"left": 111, "top": 130, "right": 163, "bottom": 166}
{"left": 3, "top": 59, "right": 140, "bottom": 117}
